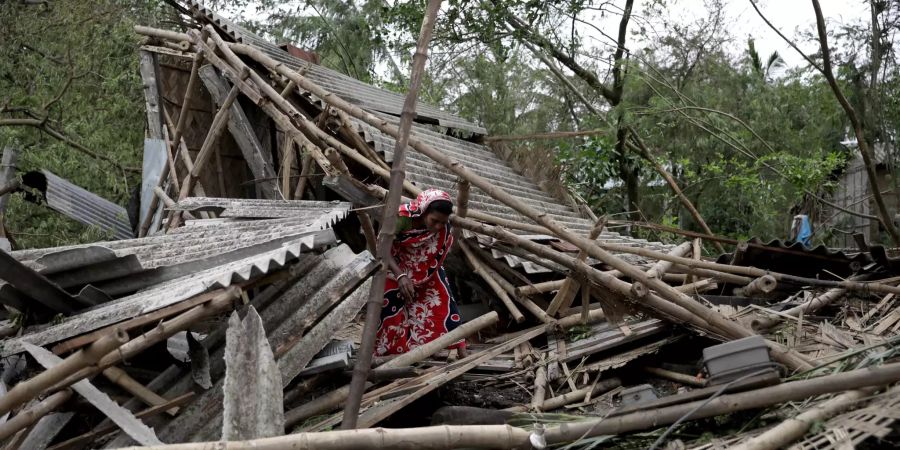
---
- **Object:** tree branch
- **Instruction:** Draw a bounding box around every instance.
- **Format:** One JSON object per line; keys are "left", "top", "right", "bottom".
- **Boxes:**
{"left": 811, "top": 0, "right": 900, "bottom": 246}
{"left": 748, "top": 0, "right": 824, "bottom": 73}
{"left": 0, "top": 118, "right": 140, "bottom": 173}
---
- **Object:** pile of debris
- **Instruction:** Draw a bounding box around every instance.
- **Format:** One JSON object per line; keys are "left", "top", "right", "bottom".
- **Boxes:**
{"left": 1, "top": 1, "right": 900, "bottom": 448}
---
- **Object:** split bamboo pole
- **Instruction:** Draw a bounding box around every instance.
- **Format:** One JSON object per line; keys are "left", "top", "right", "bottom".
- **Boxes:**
{"left": 342, "top": 0, "right": 442, "bottom": 429}
{"left": 0, "top": 330, "right": 127, "bottom": 417}
{"left": 546, "top": 218, "right": 605, "bottom": 316}
{"left": 460, "top": 241, "right": 526, "bottom": 323}
{"left": 0, "top": 390, "right": 73, "bottom": 441}
{"left": 544, "top": 362, "right": 900, "bottom": 444}
{"left": 730, "top": 388, "right": 875, "bottom": 450}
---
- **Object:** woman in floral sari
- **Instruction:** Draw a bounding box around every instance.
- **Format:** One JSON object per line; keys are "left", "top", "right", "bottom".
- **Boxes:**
{"left": 375, "top": 189, "right": 467, "bottom": 357}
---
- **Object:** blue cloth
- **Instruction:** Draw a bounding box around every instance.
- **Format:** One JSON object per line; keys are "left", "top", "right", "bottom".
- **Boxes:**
{"left": 794, "top": 215, "right": 812, "bottom": 248}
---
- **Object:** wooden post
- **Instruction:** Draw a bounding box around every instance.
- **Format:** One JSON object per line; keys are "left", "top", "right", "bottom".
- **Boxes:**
{"left": 646, "top": 241, "right": 693, "bottom": 279}
{"left": 342, "top": 0, "right": 443, "bottom": 429}
{"left": 0, "top": 330, "right": 127, "bottom": 417}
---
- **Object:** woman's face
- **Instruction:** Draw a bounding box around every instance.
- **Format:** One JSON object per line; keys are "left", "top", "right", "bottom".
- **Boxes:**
{"left": 423, "top": 210, "right": 450, "bottom": 234}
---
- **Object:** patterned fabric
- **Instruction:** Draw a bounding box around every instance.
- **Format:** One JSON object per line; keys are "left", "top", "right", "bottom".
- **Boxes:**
{"left": 398, "top": 188, "right": 452, "bottom": 219}
{"left": 376, "top": 190, "right": 464, "bottom": 356}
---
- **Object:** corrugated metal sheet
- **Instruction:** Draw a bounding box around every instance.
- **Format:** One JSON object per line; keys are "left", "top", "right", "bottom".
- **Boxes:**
{"left": 1, "top": 233, "right": 323, "bottom": 357}
{"left": 716, "top": 237, "right": 875, "bottom": 280}
{"left": 21, "top": 170, "right": 133, "bottom": 240}
{"left": 1, "top": 199, "right": 352, "bottom": 357}
{"left": 171, "top": 0, "right": 487, "bottom": 136}
{"left": 172, "top": 197, "right": 349, "bottom": 219}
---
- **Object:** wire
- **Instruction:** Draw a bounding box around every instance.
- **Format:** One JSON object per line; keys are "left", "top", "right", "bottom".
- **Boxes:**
{"left": 646, "top": 367, "right": 780, "bottom": 450}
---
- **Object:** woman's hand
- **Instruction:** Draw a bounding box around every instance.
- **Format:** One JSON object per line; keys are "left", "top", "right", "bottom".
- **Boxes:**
{"left": 398, "top": 276, "right": 415, "bottom": 301}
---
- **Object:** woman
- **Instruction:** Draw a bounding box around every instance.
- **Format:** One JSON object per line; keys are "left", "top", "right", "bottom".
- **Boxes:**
{"left": 375, "top": 189, "right": 466, "bottom": 357}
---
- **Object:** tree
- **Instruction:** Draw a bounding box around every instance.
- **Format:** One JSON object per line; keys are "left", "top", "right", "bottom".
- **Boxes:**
{"left": 0, "top": 0, "right": 164, "bottom": 247}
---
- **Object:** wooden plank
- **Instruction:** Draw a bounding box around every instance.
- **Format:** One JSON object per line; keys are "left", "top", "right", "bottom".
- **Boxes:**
{"left": 223, "top": 307, "right": 284, "bottom": 440}
{"left": 24, "top": 343, "right": 163, "bottom": 446}
{"left": 199, "top": 65, "right": 279, "bottom": 200}
{"left": 138, "top": 51, "right": 164, "bottom": 140}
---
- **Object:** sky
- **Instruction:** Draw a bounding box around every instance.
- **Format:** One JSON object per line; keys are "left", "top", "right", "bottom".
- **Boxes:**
{"left": 615, "top": 0, "right": 869, "bottom": 69}
{"left": 235, "top": 0, "right": 873, "bottom": 75}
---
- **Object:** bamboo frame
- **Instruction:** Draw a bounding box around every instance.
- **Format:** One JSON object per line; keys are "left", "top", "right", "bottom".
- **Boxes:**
{"left": 0, "top": 330, "right": 127, "bottom": 417}
{"left": 460, "top": 241, "right": 525, "bottom": 323}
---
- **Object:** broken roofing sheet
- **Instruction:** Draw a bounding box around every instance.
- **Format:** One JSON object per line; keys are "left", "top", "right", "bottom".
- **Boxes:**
{"left": 0, "top": 198, "right": 349, "bottom": 357}
{"left": 20, "top": 169, "right": 133, "bottom": 240}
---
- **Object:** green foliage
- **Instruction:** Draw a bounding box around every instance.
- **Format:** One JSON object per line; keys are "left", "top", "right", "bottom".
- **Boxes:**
{"left": 0, "top": 0, "right": 166, "bottom": 248}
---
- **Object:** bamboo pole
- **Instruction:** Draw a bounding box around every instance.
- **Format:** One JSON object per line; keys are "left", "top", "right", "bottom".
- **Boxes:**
{"left": 171, "top": 40, "right": 207, "bottom": 159}
{"left": 642, "top": 366, "right": 706, "bottom": 387}
{"left": 0, "top": 390, "right": 72, "bottom": 441}
{"left": 101, "top": 366, "right": 179, "bottom": 416}
{"left": 487, "top": 308, "right": 605, "bottom": 344}
{"left": 734, "top": 275, "right": 777, "bottom": 298}
{"left": 544, "top": 361, "right": 900, "bottom": 444}
{"left": 530, "top": 364, "right": 547, "bottom": 411}
{"left": 752, "top": 286, "right": 849, "bottom": 331}
{"left": 47, "top": 393, "right": 195, "bottom": 450}
{"left": 175, "top": 67, "right": 247, "bottom": 203}
{"left": 121, "top": 424, "right": 533, "bottom": 450}
{"left": 674, "top": 279, "right": 717, "bottom": 294}
{"left": 225, "top": 37, "right": 813, "bottom": 371}
{"left": 448, "top": 216, "right": 811, "bottom": 370}
{"left": 52, "top": 287, "right": 241, "bottom": 393}
{"left": 506, "top": 377, "right": 622, "bottom": 412}
{"left": 285, "top": 312, "right": 498, "bottom": 426}
{"left": 646, "top": 241, "right": 692, "bottom": 279}
{"left": 342, "top": 0, "right": 443, "bottom": 429}
{"left": 546, "top": 218, "right": 605, "bottom": 316}
{"left": 452, "top": 179, "right": 470, "bottom": 244}
{"left": 358, "top": 212, "right": 377, "bottom": 255}
{"left": 0, "top": 330, "right": 127, "bottom": 417}
{"left": 730, "top": 388, "right": 875, "bottom": 450}
{"left": 460, "top": 241, "right": 526, "bottom": 323}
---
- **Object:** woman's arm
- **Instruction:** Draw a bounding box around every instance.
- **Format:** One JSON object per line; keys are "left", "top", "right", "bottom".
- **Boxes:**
{"left": 388, "top": 255, "right": 415, "bottom": 301}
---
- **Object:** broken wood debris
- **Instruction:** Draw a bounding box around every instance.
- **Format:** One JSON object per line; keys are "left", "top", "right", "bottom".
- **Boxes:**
{"left": 0, "top": 3, "right": 898, "bottom": 449}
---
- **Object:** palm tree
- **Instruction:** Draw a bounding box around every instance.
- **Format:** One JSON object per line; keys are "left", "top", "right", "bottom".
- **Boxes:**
{"left": 747, "top": 37, "right": 785, "bottom": 82}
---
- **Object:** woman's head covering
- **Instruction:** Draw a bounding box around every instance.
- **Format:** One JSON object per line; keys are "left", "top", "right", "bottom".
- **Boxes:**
{"left": 399, "top": 189, "right": 453, "bottom": 218}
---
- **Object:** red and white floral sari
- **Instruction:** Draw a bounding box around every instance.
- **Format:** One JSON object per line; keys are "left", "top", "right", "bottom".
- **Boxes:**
{"left": 375, "top": 189, "right": 465, "bottom": 356}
